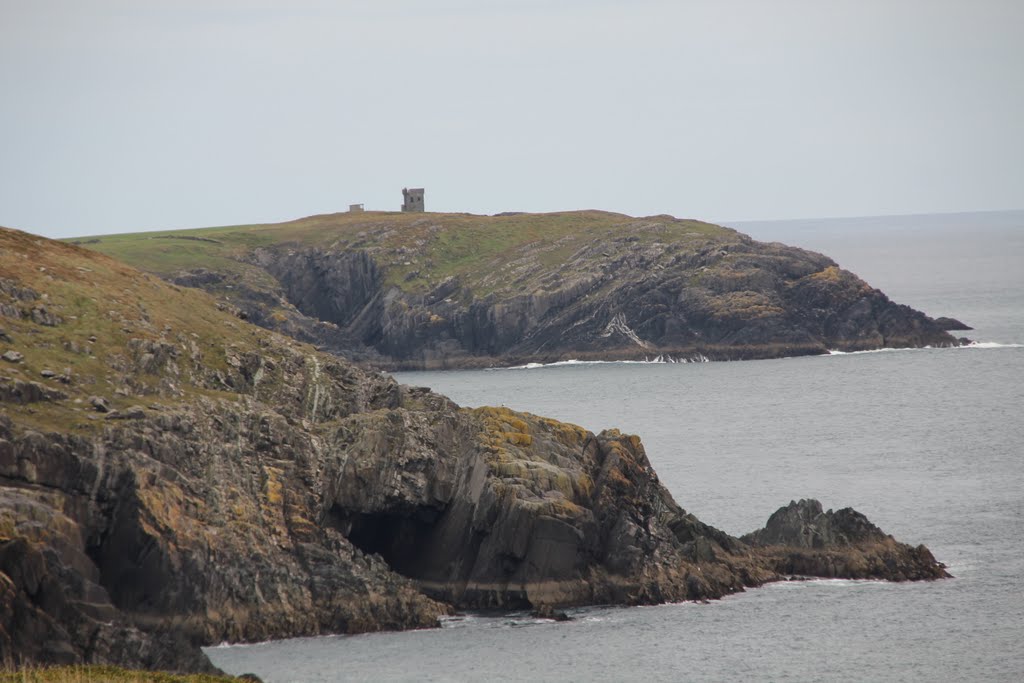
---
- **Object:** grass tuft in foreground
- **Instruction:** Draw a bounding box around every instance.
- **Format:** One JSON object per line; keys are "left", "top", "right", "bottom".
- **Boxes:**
{"left": 0, "top": 666, "right": 246, "bottom": 683}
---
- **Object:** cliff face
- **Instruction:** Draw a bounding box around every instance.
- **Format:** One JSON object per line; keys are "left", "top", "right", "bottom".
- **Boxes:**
{"left": 254, "top": 240, "right": 954, "bottom": 368}
{"left": 76, "top": 211, "right": 964, "bottom": 370}
{"left": 1, "top": 226, "right": 949, "bottom": 673}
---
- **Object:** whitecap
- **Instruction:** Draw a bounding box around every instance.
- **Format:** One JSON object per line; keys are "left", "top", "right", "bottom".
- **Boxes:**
{"left": 495, "top": 340, "right": 1021, "bottom": 370}
{"left": 963, "top": 341, "right": 1024, "bottom": 349}
{"left": 497, "top": 355, "right": 708, "bottom": 370}
{"left": 827, "top": 341, "right": 1023, "bottom": 356}
{"left": 827, "top": 347, "right": 927, "bottom": 356}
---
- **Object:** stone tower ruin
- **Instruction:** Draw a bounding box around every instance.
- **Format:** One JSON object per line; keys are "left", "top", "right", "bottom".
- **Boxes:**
{"left": 401, "top": 187, "right": 425, "bottom": 212}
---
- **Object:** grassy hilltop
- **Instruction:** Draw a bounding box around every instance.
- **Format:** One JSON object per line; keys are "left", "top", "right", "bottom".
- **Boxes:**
{"left": 74, "top": 210, "right": 731, "bottom": 296}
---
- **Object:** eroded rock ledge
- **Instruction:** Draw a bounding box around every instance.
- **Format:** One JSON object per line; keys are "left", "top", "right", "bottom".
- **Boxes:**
{"left": 0, "top": 398, "right": 949, "bottom": 673}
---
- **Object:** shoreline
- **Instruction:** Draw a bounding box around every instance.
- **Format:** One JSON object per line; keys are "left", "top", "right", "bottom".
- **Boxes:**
{"left": 378, "top": 339, "right": 1024, "bottom": 374}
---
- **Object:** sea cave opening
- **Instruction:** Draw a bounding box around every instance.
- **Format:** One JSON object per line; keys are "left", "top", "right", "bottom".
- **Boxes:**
{"left": 330, "top": 504, "right": 442, "bottom": 577}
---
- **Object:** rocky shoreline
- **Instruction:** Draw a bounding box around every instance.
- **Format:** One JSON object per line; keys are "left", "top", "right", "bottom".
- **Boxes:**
{"left": 1, "top": 395, "right": 950, "bottom": 673}
{"left": 219, "top": 235, "right": 969, "bottom": 371}
{"left": 1, "top": 225, "right": 950, "bottom": 675}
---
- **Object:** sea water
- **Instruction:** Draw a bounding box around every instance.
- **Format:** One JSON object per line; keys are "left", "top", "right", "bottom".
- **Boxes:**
{"left": 207, "top": 211, "right": 1024, "bottom": 682}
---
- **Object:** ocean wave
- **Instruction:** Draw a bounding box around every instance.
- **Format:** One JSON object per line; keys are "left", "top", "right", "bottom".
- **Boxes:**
{"left": 490, "top": 341, "right": 1021, "bottom": 370}
{"left": 963, "top": 341, "right": 1024, "bottom": 349}
{"left": 440, "top": 612, "right": 566, "bottom": 630}
{"left": 498, "top": 354, "right": 710, "bottom": 370}
{"left": 767, "top": 577, "right": 890, "bottom": 588}
{"left": 828, "top": 341, "right": 1022, "bottom": 356}
{"left": 827, "top": 347, "right": 929, "bottom": 355}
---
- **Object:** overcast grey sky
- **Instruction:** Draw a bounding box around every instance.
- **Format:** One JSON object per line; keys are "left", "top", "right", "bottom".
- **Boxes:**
{"left": 1, "top": 0, "right": 1022, "bottom": 238}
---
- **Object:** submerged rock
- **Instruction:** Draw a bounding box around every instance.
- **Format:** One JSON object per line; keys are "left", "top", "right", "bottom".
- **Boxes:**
{"left": 532, "top": 604, "right": 572, "bottom": 621}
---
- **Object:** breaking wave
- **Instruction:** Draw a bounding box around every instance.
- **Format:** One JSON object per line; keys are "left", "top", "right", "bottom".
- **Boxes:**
{"left": 963, "top": 341, "right": 1024, "bottom": 349}
{"left": 499, "top": 355, "right": 710, "bottom": 370}
{"left": 828, "top": 341, "right": 1022, "bottom": 356}
{"left": 492, "top": 341, "right": 1021, "bottom": 370}
{"left": 827, "top": 347, "right": 929, "bottom": 356}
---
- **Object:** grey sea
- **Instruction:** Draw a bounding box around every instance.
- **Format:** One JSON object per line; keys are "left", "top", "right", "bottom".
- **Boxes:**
{"left": 207, "top": 211, "right": 1024, "bottom": 682}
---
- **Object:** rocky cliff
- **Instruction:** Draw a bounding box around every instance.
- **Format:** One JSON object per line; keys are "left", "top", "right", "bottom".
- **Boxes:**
{"left": 2, "top": 226, "right": 949, "bottom": 674}
{"left": 75, "top": 211, "right": 965, "bottom": 370}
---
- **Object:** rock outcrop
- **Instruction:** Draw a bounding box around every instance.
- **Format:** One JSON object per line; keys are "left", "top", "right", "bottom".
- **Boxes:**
{"left": 74, "top": 211, "right": 966, "bottom": 369}
{"left": 1, "top": 226, "right": 949, "bottom": 674}
{"left": 741, "top": 499, "right": 950, "bottom": 581}
{"left": 933, "top": 316, "right": 973, "bottom": 331}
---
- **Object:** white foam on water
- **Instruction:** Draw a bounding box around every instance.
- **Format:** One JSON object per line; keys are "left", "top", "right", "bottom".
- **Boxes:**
{"left": 500, "top": 359, "right": 655, "bottom": 370}
{"left": 827, "top": 347, "right": 926, "bottom": 355}
{"left": 766, "top": 577, "right": 888, "bottom": 588}
{"left": 504, "top": 617, "right": 553, "bottom": 628}
{"left": 964, "top": 341, "right": 1024, "bottom": 349}
{"left": 828, "top": 341, "right": 1023, "bottom": 356}
{"left": 497, "top": 354, "right": 709, "bottom": 370}
{"left": 439, "top": 614, "right": 480, "bottom": 628}
{"left": 490, "top": 340, "right": 1022, "bottom": 370}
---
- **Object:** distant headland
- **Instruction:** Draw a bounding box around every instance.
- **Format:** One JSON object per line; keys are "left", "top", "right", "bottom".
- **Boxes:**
{"left": 72, "top": 208, "right": 967, "bottom": 370}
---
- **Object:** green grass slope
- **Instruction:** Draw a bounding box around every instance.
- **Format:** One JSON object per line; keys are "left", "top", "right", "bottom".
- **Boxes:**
{"left": 72, "top": 210, "right": 735, "bottom": 297}
{"left": 0, "top": 666, "right": 239, "bottom": 683}
{"left": 0, "top": 225, "right": 310, "bottom": 434}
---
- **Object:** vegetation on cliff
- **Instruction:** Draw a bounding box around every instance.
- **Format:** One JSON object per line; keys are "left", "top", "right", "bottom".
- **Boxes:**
{"left": 0, "top": 666, "right": 240, "bottom": 683}
{"left": 72, "top": 211, "right": 964, "bottom": 369}
{"left": 71, "top": 211, "right": 725, "bottom": 297}
{"left": 2, "top": 225, "right": 949, "bottom": 676}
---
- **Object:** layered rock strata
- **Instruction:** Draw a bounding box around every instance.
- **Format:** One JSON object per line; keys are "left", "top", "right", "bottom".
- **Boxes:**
{"left": 244, "top": 239, "right": 961, "bottom": 369}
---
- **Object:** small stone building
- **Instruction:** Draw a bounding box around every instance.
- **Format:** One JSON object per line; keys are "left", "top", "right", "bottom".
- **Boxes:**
{"left": 348, "top": 204, "right": 364, "bottom": 213}
{"left": 401, "top": 188, "right": 425, "bottom": 212}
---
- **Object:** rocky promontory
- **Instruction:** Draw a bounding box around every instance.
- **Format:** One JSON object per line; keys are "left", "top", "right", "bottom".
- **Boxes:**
{"left": 2, "top": 226, "right": 949, "bottom": 674}
{"left": 75, "top": 211, "right": 965, "bottom": 369}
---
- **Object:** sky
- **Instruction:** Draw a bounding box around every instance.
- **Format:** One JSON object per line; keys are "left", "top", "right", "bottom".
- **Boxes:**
{"left": 1, "top": 0, "right": 1022, "bottom": 238}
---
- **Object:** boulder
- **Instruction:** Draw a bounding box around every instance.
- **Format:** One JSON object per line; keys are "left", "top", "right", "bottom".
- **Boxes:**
{"left": 0, "top": 378, "right": 67, "bottom": 403}
{"left": 532, "top": 604, "right": 572, "bottom": 621}
{"left": 104, "top": 406, "right": 146, "bottom": 420}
